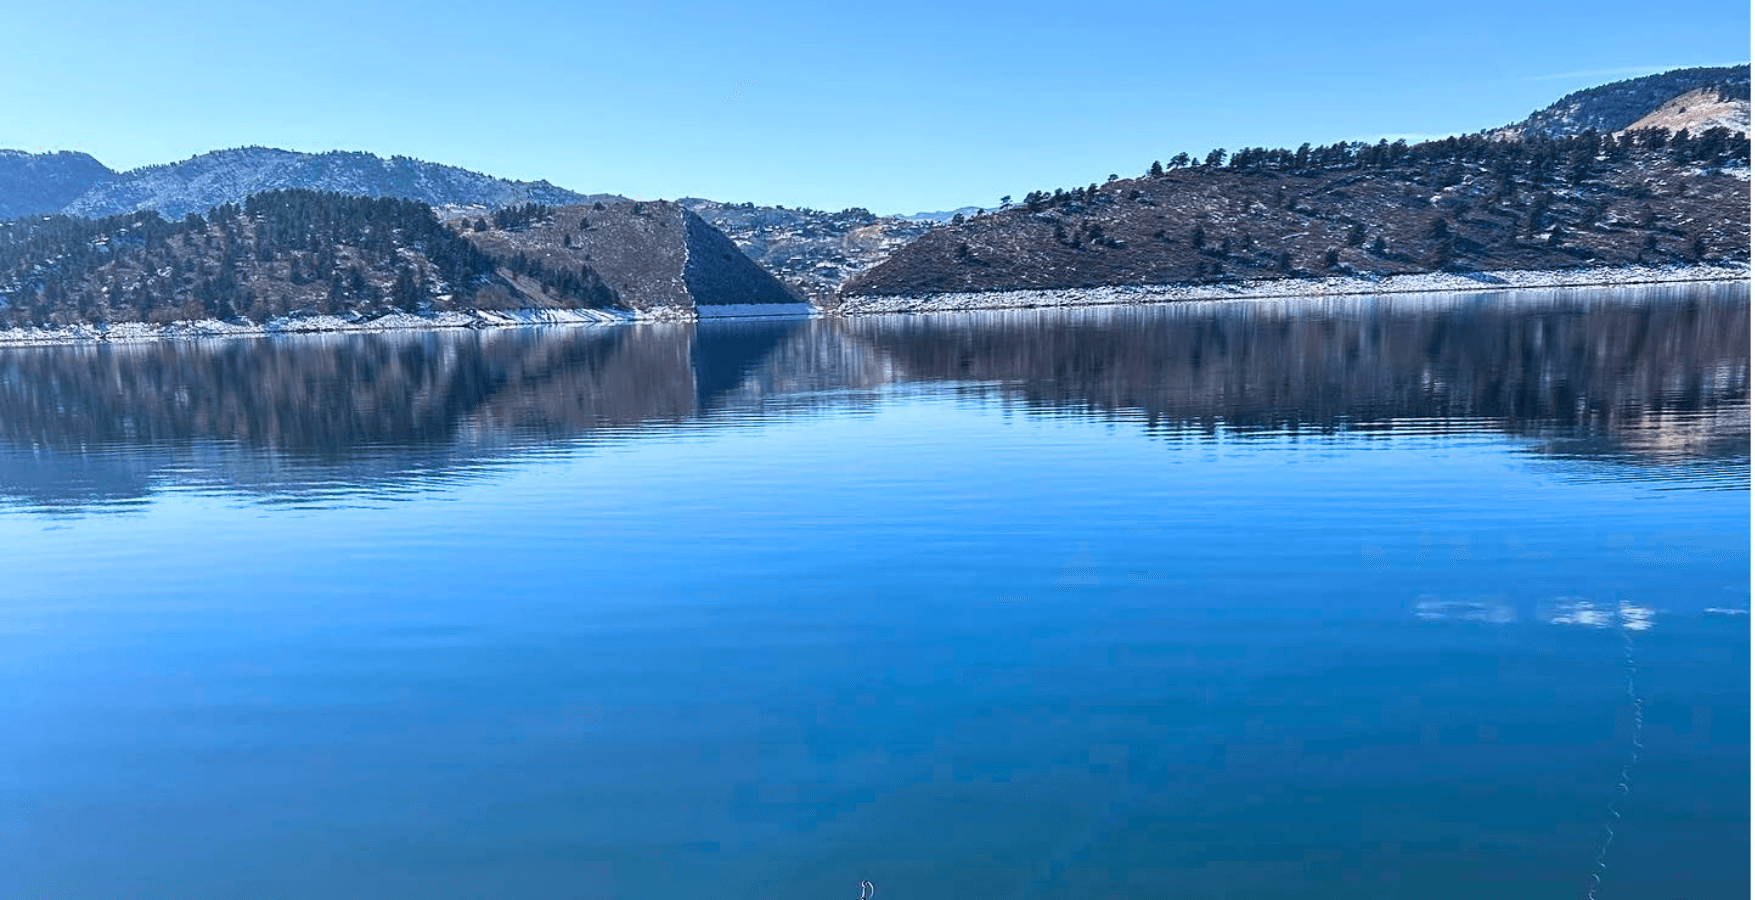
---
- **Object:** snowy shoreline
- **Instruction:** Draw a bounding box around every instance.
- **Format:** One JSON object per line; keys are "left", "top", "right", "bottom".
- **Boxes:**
{"left": 833, "top": 263, "right": 1751, "bottom": 315}
{"left": 0, "top": 264, "right": 1745, "bottom": 346}
{"left": 0, "top": 305, "right": 799, "bottom": 347}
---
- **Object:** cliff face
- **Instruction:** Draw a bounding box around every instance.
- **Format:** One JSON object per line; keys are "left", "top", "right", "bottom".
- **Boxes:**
{"left": 458, "top": 200, "right": 806, "bottom": 313}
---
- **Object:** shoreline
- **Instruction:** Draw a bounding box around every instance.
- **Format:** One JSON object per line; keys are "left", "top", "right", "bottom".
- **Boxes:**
{"left": 832, "top": 262, "right": 1751, "bottom": 315}
{"left": 0, "top": 303, "right": 814, "bottom": 348}
{"left": 0, "top": 264, "right": 1745, "bottom": 346}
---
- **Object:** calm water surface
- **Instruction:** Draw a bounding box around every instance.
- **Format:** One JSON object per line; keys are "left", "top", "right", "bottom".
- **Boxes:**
{"left": 0, "top": 284, "right": 1748, "bottom": 899}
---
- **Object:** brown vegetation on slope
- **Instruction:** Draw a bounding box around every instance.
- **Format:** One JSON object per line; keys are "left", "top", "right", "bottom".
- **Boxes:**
{"left": 843, "top": 138, "right": 1749, "bottom": 299}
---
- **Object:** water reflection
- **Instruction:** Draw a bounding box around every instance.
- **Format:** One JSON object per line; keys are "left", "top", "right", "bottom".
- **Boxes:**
{"left": 1539, "top": 598, "right": 1658, "bottom": 631}
{"left": 845, "top": 284, "right": 1749, "bottom": 468}
{"left": 0, "top": 282, "right": 1744, "bottom": 511}
{"left": 1413, "top": 595, "right": 1518, "bottom": 624}
{"left": 1411, "top": 596, "right": 1674, "bottom": 630}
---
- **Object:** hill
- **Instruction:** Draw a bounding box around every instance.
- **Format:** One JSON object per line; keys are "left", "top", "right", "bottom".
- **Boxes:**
{"left": 0, "top": 148, "right": 924, "bottom": 302}
{"left": 1496, "top": 65, "right": 1750, "bottom": 139}
{"left": 0, "top": 150, "right": 116, "bottom": 219}
{"left": 0, "top": 190, "right": 802, "bottom": 332}
{"left": 454, "top": 200, "right": 805, "bottom": 313}
{"left": 842, "top": 128, "right": 1750, "bottom": 299}
{"left": 55, "top": 147, "right": 603, "bottom": 219}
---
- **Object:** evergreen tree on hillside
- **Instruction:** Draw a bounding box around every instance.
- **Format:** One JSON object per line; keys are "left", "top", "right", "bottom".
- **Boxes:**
{"left": 392, "top": 265, "right": 422, "bottom": 313}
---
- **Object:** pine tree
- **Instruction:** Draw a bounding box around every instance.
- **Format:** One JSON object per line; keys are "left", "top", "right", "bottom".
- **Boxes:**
{"left": 392, "top": 265, "right": 422, "bottom": 313}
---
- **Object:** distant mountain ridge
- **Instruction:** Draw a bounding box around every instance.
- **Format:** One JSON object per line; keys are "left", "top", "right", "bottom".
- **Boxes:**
{"left": 897, "top": 207, "right": 982, "bottom": 223}
{"left": 0, "top": 150, "right": 117, "bottom": 219}
{"left": 0, "top": 146, "right": 612, "bottom": 221}
{"left": 1496, "top": 65, "right": 1750, "bottom": 139}
{"left": 74, "top": 147, "right": 614, "bottom": 219}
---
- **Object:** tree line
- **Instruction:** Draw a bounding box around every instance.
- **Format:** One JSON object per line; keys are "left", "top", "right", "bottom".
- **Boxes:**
{"left": 1015, "top": 126, "right": 1749, "bottom": 213}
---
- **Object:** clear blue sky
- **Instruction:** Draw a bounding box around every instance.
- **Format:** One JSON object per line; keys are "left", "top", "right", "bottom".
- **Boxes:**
{"left": 1, "top": 0, "right": 1746, "bottom": 214}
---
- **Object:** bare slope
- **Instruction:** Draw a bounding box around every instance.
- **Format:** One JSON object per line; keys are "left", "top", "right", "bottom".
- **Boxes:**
{"left": 1624, "top": 87, "right": 1751, "bottom": 135}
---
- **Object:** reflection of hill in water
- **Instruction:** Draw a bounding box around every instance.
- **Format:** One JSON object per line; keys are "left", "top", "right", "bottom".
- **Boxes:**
{"left": 851, "top": 284, "right": 1747, "bottom": 438}
{"left": 0, "top": 282, "right": 1744, "bottom": 508}
{"left": 851, "top": 283, "right": 1749, "bottom": 486}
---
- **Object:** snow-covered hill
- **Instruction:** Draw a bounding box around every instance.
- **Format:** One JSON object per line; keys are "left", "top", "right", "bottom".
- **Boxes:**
{"left": 0, "top": 150, "right": 116, "bottom": 219}
{"left": 55, "top": 147, "right": 600, "bottom": 219}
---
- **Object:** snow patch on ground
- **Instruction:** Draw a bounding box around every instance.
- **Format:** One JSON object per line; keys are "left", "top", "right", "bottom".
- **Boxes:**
{"left": 0, "top": 307, "right": 630, "bottom": 346}
{"left": 835, "top": 263, "right": 1751, "bottom": 315}
{"left": 0, "top": 301, "right": 826, "bottom": 346}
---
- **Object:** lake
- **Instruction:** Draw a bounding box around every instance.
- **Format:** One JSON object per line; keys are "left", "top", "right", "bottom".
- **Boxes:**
{"left": 0, "top": 283, "right": 1747, "bottom": 900}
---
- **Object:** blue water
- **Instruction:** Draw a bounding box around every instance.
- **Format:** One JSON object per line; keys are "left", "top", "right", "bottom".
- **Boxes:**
{"left": 0, "top": 284, "right": 1747, "bottom": 899}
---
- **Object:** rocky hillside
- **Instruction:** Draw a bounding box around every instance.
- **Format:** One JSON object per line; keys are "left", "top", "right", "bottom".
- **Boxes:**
{"left": 843, "top": 128, "right": 1750, "bottom": 298}
{"left": 0, "top": 190, "right": 802, "bottom": 330}
{"left": 1496, "top": 65, "right": 1749, "bottom": 139}
{"left": 677, "top": 199, "right": 935, "bottom": 303}
{"left": 0, "top": 150, "right": 116, "bottom": 219}
{"left": 454, "top": 200, "right": 805, "bottom": 313}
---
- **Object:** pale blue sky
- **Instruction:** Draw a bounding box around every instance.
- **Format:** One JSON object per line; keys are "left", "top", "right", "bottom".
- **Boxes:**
{"left": 1, "top": 0, "right": 1746, "bottom": 213}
